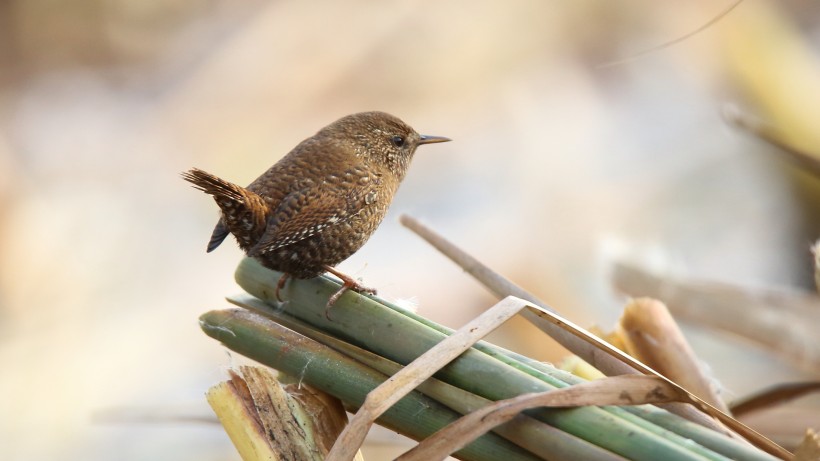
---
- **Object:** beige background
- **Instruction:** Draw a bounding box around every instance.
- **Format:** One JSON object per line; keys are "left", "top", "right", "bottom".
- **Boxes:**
{"left": 1, "top": 1, "right": 819, "bottom": 460}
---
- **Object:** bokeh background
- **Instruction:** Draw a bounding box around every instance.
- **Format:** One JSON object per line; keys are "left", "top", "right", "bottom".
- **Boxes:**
{"left": 2, "top": 1, "right": 819, "bottom": 460}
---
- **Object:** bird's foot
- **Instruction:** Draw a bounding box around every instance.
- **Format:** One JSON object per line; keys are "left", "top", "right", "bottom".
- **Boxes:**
{"left": 323, "top": 266, "right": 377, "bottom": 314}
{"left": 275, "top": 273, "right": 290, "bottom": 302}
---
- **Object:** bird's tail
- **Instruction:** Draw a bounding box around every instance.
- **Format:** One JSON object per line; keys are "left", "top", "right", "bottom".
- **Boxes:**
{"left": 182, "top": 168, "right": 269, "bottom": 251}
{"left": 182, "top": 168, "right": 248, "bottom": 204}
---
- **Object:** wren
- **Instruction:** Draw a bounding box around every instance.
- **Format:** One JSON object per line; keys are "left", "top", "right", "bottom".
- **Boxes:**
{"left": 183, "top": 111, "right": 449, "bottom": 307}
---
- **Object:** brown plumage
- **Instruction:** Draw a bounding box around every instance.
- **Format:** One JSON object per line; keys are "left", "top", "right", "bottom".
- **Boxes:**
{"left": 183, "top": 111, "right": 449, "bottom": 306}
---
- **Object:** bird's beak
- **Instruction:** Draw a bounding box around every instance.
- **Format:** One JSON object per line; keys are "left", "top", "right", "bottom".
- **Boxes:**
{"left": 418, "top": 135, "right": 451, "bottom": 145}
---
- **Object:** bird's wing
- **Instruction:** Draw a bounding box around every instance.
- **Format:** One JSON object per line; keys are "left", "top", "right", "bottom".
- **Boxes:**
{"left": 247, "top": 181, "right": 379, "bottom": 256}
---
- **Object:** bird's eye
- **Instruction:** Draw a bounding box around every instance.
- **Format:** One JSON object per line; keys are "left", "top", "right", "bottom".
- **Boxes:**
{"left": 391, "top": 135, "right": 405, "bottom": 148}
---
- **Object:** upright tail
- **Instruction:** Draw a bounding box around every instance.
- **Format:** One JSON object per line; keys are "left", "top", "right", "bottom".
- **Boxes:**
{"left": 182, "top": 168, "right": 268, "bottom": 252}
{"left": 182, "top": 168, "right": 247, "bottom": 203}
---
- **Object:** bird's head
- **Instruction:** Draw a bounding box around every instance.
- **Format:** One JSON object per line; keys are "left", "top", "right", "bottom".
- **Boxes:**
{"left": 322, "top": 111, "right": 450, "bottom": 178}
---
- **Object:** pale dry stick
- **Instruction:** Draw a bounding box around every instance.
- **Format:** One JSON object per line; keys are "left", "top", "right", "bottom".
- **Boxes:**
{"left": 399, "top": 214, "right": 635, "bottom": 377}
{"left": 612, "top": 261, "right": 820, "bottom": 374}
{"left": 325, "top": 296, "right": 527, "bottom": 461}
{"left": 398, "top": 375, "right": 682, "bottom": 461}
{"left": 619, "top": 298, "right": 730, "bottom": 413}
{"left": 400, "top": 215, "right": 792, "bottom": 460}
{"left": 400, "top": 214, "right": 721, "bottom": 431}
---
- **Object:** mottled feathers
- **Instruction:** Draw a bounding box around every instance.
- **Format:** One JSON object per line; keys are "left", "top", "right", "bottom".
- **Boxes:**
{"left": 183, "top": 111, "right": 449, "bottom": 281}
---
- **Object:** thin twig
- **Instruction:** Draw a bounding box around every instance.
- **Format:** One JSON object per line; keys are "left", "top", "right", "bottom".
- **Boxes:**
{"left": 598, "top": 0, "right": 745, "bottom": 68}
{"left": 731, "top": 382, "right": 820, "bottom": 417}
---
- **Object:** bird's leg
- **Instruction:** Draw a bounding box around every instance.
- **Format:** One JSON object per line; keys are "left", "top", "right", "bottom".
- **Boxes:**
{"left": 323, "top": 265, "right": 377, "bottom": 308}
{"left": 275, "top": 273, "right": 290, "bottom": 302}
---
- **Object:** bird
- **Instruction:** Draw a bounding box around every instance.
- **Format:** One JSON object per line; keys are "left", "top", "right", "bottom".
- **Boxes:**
{"left": 182, "top": 111, "right": 450, "bottom": 309}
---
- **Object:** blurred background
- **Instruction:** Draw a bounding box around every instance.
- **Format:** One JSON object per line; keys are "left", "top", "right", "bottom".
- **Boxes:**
{"left": 1, "top": 0, "right": 819, "bottom": 460}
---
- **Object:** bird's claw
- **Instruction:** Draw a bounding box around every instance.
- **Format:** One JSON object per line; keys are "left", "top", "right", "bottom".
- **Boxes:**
{"left": 275, "top": 273, "right": 290, "bottom": 302}
{"left": 323, "top": 265, "right": 377, "bottom": 319}
{"left": 326, "top": 281, "right": 377, "bottom": 308}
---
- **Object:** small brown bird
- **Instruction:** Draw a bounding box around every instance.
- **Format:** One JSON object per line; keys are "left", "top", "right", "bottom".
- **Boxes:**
{"left": 183, "top": 111, "right": 449, "bottom": 307}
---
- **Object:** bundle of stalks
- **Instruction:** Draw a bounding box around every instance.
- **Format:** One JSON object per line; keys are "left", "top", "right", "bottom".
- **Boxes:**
{"left": 198, "top": 217, "right": 807, "bottom": 460}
